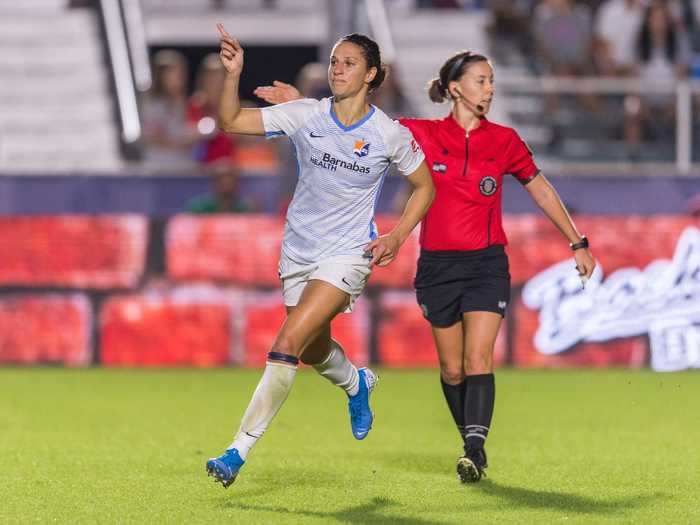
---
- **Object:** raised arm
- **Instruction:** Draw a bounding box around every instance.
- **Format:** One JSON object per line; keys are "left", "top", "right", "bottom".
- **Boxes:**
{"left": 216, "top": 23, "right": 264, "bottom": 135}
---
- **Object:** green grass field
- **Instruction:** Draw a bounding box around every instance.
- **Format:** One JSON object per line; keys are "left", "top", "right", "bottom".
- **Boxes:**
{"left": 1, "top": 368, "right": 698, "bottom": 524}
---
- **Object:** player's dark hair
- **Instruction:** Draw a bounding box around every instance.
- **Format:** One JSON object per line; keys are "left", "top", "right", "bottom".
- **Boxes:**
{"left": 428, "top": 51, "right": 489, "bottom": 103}
{"left": 338, "top": 33, "right": 387, "bottom": 92}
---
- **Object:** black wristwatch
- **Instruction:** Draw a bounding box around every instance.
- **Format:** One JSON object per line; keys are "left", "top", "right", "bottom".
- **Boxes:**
{"left": 570, "top": 236, "right": 589, "bottom": 251}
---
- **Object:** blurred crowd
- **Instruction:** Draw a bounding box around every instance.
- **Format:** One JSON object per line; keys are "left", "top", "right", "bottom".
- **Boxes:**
{"left": 489, "top": 0, "right": 696, "bottom": 78}
{"left": 489, "top": 0, "right": 700, "bottom": 152}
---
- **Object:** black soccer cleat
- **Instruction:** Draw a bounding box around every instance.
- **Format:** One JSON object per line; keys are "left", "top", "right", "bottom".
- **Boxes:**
{"left": 456, "top": 447, "right": 487, "bottom": 483}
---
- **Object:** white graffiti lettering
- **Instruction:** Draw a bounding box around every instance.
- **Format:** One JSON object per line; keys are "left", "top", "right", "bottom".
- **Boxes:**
{"left": 522, "top": 227, "right": 700, "bottom": 371}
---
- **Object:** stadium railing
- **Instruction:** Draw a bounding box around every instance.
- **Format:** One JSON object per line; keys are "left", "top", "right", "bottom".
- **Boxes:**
{"left": 499, "top": 75, "right": 698, "bottom": 175}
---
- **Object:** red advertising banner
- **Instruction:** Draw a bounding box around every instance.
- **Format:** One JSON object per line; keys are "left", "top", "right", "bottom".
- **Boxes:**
{"left": 377, "top": 291, "right": 507, "bottom": 367}
{"left": 166, "top": 215, "right": 284, "bottom": 286}
{"left": 369, "top": 216, "right": 420, "bottom": 289}
{"left": 165, "top": 214, "right": 419, "bottom": 289}
{"left": 2, "top": 214, "right": 699, "bottom": 370}
{"left": 242, "top": 292, "right": 369, "bottom": 367}
{"left": 510, "top": 217, "right": 700, "bottom": 370}
{"left": 101, "top": 291, "right": 232, "bottom": 367}
{"left": 0, "top": 216, "right": 147, "bottom": 289}
{"left": 0, "top": 294, "right": 91, "bottom": 366}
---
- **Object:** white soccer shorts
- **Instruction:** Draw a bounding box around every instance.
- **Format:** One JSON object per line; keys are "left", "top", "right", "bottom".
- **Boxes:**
{"left": 279, "top": 254, "right": 372, "bottom": 313}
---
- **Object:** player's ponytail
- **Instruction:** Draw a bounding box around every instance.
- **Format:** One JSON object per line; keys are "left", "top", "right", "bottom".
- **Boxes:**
{"left": 338, "top": 33, "right": 387, "bottom": 93}
{"left": 428, "top": 51, "right": 489, "bottom": 103}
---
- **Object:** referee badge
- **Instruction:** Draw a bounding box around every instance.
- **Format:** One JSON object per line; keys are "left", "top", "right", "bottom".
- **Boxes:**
{"left": 479, "top": 176, "right": 498, "bottom": 196}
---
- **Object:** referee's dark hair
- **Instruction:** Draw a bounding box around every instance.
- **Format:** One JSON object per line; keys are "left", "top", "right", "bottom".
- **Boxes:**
{"left": 428, "top": 51, "right": 489, "bottom": 103}
{"left": 338, "top": 33, "right": 387, "bottom": 92}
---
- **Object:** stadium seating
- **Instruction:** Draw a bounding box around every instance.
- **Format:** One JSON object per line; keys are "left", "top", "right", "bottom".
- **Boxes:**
{"left": 0, "top": 1, "right": 121, "bottom": 172}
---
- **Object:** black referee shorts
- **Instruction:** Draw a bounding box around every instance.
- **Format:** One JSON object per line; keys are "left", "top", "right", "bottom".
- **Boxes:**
{"left": 414, "top": 245, "right": 511, "bottom": 327}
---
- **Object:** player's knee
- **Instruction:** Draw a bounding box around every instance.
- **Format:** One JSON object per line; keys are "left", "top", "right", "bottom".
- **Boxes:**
{"left": 440, "top": 364, "right": 464, "bottom": 385}
{"left": 464, "top": 350, "right": 492, "bottom": 375}
{"left": 270, "top": 334, "right": 300, "bottom": 357}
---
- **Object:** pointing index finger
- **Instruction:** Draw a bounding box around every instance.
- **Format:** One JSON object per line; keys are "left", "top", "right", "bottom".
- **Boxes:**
{"left": 216, "top": 23, "right": 229, "bottom": 38}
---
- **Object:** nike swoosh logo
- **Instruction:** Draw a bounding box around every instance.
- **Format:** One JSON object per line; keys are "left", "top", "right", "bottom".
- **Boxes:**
{"left": 342, "top": 277, "right": 352, "bottom": 287}
{"left": 310, "top": 132, "right": 324, "bottom": 138}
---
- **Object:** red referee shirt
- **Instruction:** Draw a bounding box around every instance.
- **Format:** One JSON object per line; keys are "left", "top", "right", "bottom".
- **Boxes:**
{"left": 400, "top": 115, "right": 539, "bottom": 251}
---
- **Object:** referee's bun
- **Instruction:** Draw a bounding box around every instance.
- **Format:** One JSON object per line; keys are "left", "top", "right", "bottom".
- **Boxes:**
{"left": 428, "top": 77, "right": 447, "bottom": 103}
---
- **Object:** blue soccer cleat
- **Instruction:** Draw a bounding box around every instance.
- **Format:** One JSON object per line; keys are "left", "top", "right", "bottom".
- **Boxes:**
{"left": 206, "top": 448, "right": 245, "bottom": 489}
{"left": 348, "top": 367, "right": 378, "bottom": 440}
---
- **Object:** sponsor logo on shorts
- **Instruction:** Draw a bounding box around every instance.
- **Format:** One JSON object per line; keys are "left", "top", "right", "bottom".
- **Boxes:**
{"left": 420, "top": 303, "right": 429, "bottom": 318}
{"left": 341, "top": 277, "right": 352, "bottom": 287}
{"left": 480, "top": 176, "right": 498, "bottom": 196}
{"left": 498, "top": 301, "right": 507, "bottom": 310}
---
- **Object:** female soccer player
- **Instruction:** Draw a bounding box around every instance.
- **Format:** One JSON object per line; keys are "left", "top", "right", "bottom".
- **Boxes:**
{"left": 255, "top": 51, "right": 595, "bottom": 483}
{"left": 205, "top": 24, "right": 434, "bottom": 488}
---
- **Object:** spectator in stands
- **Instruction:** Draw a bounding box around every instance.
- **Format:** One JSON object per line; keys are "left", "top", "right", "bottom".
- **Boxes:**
{"left": 594, "top": 0, "right": 644, "bottom": 75}
{"left": 187, "top": 53, "right": 238, "bottom": 164}
{"left": 185, "top": 161, "right": 254, "bottom": 214}
{"left": 142, "top": 50, "right": 199, "bottom": 168}
{"left": 532, "top": 0, "right": 599, "bottom": 132}
{"left": 533, "top": 0, "right": 594, "bottom": 76}
{"left": 486, "top": 0, "right": 536, "bottom": 66}
{"left": 624, "top": 0, "right": 690, "bottom": 151}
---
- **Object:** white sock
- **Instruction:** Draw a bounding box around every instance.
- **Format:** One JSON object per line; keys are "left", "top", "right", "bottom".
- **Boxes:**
{"left": 228, "top": 355, "right": 297, "bottom": 460}
{"left": 313, "top": 339, "right": 360, "bottom": 397}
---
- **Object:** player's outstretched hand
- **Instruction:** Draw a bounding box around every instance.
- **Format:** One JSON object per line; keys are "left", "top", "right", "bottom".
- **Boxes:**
{"left": 574, "top": 248, "right": 595, "bottom": 288}
{"left": 365, "top": 234, "right": 401, "bottom": 268}
{"left": 217, "top": 23, "right": 244, "bottom": 76}
{"left": 253, "top": 81, "right": 301, "bottom": 105}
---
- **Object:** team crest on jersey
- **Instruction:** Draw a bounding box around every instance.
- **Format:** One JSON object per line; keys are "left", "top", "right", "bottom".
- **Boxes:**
{"left": 353, "top": 139, "right": 370, "bottom": 157}
{"left": 479, "top": 176, "right": 498, "bottom": 196}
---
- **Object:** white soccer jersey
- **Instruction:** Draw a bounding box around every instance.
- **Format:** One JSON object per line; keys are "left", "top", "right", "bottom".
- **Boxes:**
{"left": 261, "top": 97, "right": 425, "bottom": 265}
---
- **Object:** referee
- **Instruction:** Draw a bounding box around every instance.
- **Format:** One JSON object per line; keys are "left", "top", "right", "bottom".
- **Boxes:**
{"left": 403, "top": 51, "right": 595, "bottom": 482}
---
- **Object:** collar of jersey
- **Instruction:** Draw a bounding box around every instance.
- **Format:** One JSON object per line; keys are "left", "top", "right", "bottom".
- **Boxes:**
{"left": 444, "top": 114, "right": 490, "bottom": 136}
{"left": 329, "top": 98, "right": 376, "bottom": 132}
